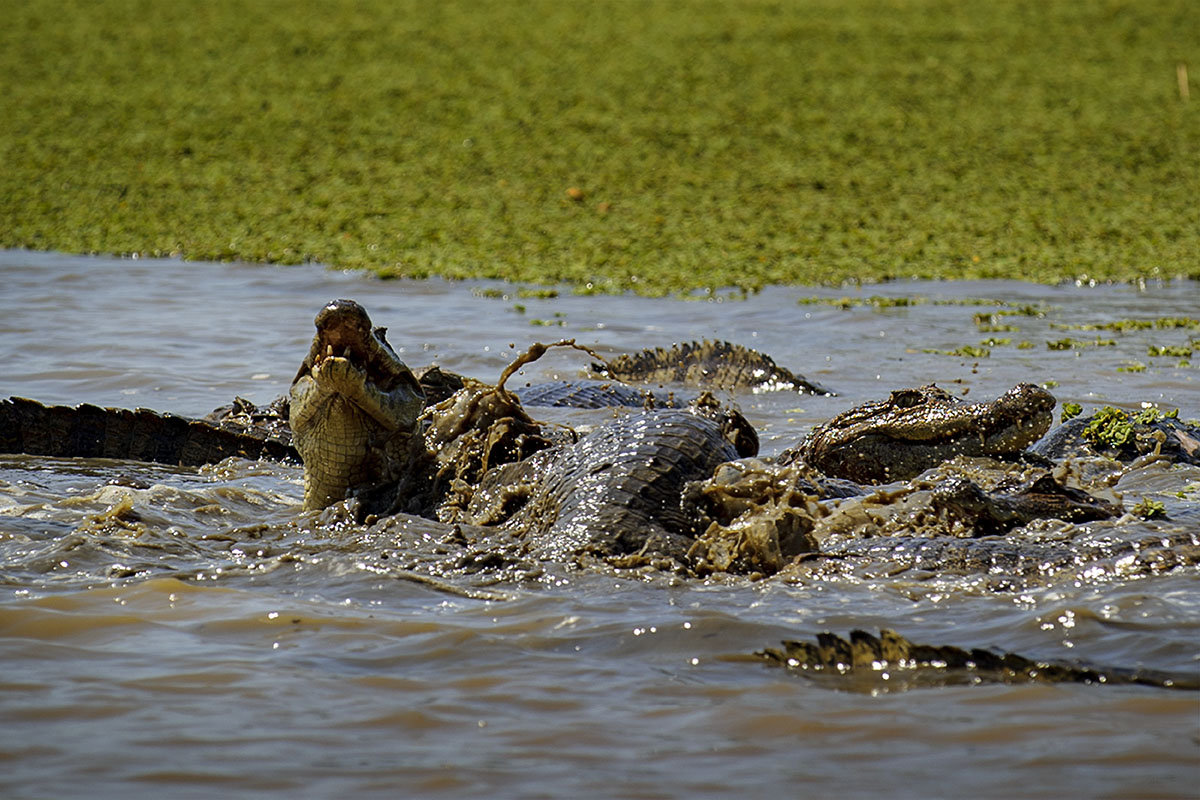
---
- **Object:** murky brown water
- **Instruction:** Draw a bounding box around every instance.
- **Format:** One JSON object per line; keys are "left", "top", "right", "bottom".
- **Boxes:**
{"left": 2, "top": 250, "right": 1198, "bottom": 798}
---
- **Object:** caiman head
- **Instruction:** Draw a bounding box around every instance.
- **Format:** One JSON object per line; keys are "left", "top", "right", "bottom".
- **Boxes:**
{"left": 289, "top": 299, "right": 425, "bottom": 510}
{"left": 797, "top": 383, "right": 1055, "bottom": 484}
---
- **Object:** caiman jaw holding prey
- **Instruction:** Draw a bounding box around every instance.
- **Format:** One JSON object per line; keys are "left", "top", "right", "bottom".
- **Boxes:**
{"left": 289, "top": 299, "right": 425, "bottom": 510}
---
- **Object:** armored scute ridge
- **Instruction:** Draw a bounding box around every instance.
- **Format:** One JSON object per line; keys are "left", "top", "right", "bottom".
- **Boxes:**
{"left": 589, "top": 339, "right": 834, "bottom": 395}
{"left": 0, "top": 396, "right": 297, "bottom": 465}
{"left": 761, "top": 630, "right": 1199, "bottom": 690}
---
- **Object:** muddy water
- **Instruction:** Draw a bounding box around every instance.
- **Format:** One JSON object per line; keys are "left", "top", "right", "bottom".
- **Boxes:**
{"left": 1, "top": 250, "right": 1198, "bottom": 798}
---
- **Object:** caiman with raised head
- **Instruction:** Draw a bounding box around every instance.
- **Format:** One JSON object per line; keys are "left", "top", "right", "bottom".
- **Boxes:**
{"left": 288, "top": 299, "right": 425, "bottom": 510}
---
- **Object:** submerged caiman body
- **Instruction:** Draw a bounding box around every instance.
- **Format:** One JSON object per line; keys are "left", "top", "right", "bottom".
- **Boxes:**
{"left": 590, "top": 339, "right": 834, "bottom": 395}
{"left": 787, "top": 383, "right": 1055, "bottom": 484}
{"left": 466, "top": 401, "right": 757, "bottom": 560}
{"left": 0, "top": 396, "right": 297, "bottom": 465}
{"left": 761, "top": 629, "right": 1198, "bottom": 691}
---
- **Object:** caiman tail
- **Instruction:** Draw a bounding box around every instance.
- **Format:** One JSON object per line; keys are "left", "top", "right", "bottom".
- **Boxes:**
{"left": 762, "top": 629, "right": 1199, "bottom": 691}
{"left": 0, "top": 396, "right": 297, "bottom": 466}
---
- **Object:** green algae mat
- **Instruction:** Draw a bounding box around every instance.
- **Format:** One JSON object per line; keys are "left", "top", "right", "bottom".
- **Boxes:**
{"left": 2, "top": 0, "right": 1196, "bottom": 294}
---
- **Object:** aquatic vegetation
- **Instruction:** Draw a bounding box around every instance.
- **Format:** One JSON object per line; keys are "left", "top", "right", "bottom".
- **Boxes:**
{"left": 1083, "top": 407, "right": 1134, "bottom": 447}
{"left": 1046, "top": 337, "right": 1116, "bottom": 350}
{"left": 923, "top": 345, "right": 990, "bottom": 358}
{"left": 1131, "top": 498, "right": 1167, "bottom": 519}
{"left": 973, "top": 312, "right": 1020, "bottom": 333}
{"left": 1052, "top": 317, "right": 1200, "bottom": 332}
{"left": 2, "top": 0, "right": 1197, "bottom": 294}
{"left": 1133, "top": 407, "right": 1179, "bottom": 424}
{"left": 1061, "top": 402, "right": 1083, "bottom": 422}
{"left": 529, "top": 314, "right": 567, "bottom": 327}
{"left": 1076, "top": 405, "right": 1179, "bottom": 450}
{"left": 1148, "top": 345, "right": 1193, "bottom": 358}
{"left": 517, "top": 288, "right": 560, "bottom": 300}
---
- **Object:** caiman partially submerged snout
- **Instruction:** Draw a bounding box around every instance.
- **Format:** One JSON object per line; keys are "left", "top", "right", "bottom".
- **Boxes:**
{"left": 790, "top": 383, "right": 1055, "bottom": 484}
{"left": 289, "top": 299, "right": 425, "bottom": 510}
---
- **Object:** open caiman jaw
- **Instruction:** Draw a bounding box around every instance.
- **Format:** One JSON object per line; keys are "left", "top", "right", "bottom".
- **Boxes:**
{"left": 295, "top": 299, "right": 418, "bottom": 395}
{"left": 289, "top": 299, "right": 426, "bottom": 511}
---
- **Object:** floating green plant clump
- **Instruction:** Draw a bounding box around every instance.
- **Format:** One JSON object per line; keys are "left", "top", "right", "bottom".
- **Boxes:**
{"left": 1148, "top": 345, "right": 1193, "bottom": 358}
{"left": 923, "top": 345, "right": 991, "bottom": 358}
{"left": 1083, "top": 407, "right": 1135, "bottom": 447}
{"left": 1053, "top": 317, "right": 1200, "bottom": 332}
{"left": 1131, "top": 498, "right": 1167, "bottom": 519}
{"left": 1, "top": 0, "right": 1198, "bottom": 293}
{"left": 1061, "top": 402, "right": 1084, "bottom": 422}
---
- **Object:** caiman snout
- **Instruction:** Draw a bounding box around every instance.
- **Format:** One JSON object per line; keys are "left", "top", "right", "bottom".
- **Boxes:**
{"left": 313, "top": 299, "right": 375, "bottom": 361}
{"left": 290, "top": 299, "right": 425, "bottom": 510}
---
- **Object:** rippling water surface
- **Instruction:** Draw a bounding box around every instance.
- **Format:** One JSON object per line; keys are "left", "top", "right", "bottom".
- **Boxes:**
{"left": 2, "top": 251, "right": 1198, "bottom": 798}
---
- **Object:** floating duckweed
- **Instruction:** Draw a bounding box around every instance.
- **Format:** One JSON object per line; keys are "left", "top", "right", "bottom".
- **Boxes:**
{"left": 3, "top": 2, "right": 1198, "bottom": 293}
{"left": 797, "top": 296, "right": 1007, "bottom": 311}
{"left": 1051, "top": 317, "right": 1199, "bottom": 332}
{"left": 998, "top": 304, "right": 1051, "bottom": 318}
{"left": 796, "top": 295, "right": 923, "bottom": 310}
{"left": 979, "top": 337, "right": 1011, "bottom": 347}
{"left": 1016, "top": 341, "right": 1035, "bottom": 350}
{"left": 1116, "top": 363, "right": 1147, "bottom": 373}
{"left": 923, "top": 345, "right": 990, "bottom": 358}
{"left": 978, "top": 323, "right": 1020, "bottom": 333}
{"left": 1047, "top": 337, "right": 1116, "bottom": 350}
{"left": 517, "top": 288, "right": 560, "bottom": 299}
{"left": 1148, "top": 345, "right": 1193, "bottom": 358}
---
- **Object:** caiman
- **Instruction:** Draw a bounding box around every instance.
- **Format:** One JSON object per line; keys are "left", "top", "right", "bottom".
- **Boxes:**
{"left": 589, "top": 339, "right": 834, "bottom": 395}
{"left": 2, "top": 298, "right": 1196, "bottom": 691}
{"left": 760, "top": 629, "right": 1198, "bottom": 691}
{"left": 0, "top": 302, "right": 1153, "bottom": 572}
{"left": 288, "top": 299, "right": 426, "bottom": 510}
{"left": 784, "top": 383, "right": 1055, "bottom": 483}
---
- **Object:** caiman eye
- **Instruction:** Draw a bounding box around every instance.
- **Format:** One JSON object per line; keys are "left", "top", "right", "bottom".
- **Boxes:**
{"left": 889, "top": 389, "right": 926, "bottom": 408}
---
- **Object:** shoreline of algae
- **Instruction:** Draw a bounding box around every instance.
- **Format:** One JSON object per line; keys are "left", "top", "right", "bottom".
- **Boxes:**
{"left": 2, "top": 0, "right": 1197, "bottom": 296}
